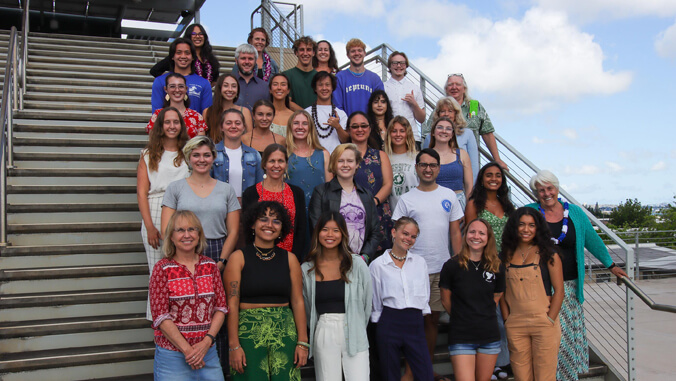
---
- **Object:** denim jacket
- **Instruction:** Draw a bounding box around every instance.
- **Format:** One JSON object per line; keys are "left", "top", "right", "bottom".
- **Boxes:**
{"left": 211, "top": 142, "right": 263, "bottom": 190}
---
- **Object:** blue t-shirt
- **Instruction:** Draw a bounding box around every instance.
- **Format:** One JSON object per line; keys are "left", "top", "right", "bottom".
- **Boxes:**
{"left": 333, "top": 69, "right": 384, "bottom": 116}
{"left": 151, "top": 73, "right": 213, "bottom": 114}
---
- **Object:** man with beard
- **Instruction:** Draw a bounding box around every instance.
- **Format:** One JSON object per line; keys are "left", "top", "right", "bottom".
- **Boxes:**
{"left": 151, "top": 38, "right": 212, "bottom": 113}
{"left": 233, "top": 43, "right": 270, "bottom": 111}
{"left": 284, "top": 36, "right": 318, "bottom": 109}
{"left": 333, "top": 38, "right": 384, "bottom": 116}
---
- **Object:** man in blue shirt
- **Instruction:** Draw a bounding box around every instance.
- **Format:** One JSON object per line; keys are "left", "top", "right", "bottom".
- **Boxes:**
{"left": 333, "top": 38, "right": 384, "bottom": 116}
{"left": 151, "top": 38, "right": 212, "bottom": 114}
{"left": 233, "top": 44, "right": 270, "bottom": 111}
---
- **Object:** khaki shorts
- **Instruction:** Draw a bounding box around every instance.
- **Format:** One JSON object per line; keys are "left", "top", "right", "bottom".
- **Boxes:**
{"left": 429, "top": 273, "right": 444, "bottom": 312}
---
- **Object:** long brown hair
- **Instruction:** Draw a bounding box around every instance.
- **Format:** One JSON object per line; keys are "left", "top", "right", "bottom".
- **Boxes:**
{"left": 207, "top": 74, "right": 240, "bottom": 143}
{"left": 145, "top": 107, "right": 189, "bottom": 171}
{"left": 305, "top": 211, "right": 353, "bottom": 282}
{"left": 456, "top": 218, "right": 501, "bottom": 273}
{"left": 429, "top": 116, "right": 459, "bottom": 150}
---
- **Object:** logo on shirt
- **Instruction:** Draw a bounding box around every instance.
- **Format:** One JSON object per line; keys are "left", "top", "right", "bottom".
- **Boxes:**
{"left": 393, "top": 172, "right": 404, "bottom": 186}
{"left": 441, "top": 199, "right": 452, "bottom": 212}
{"left": 483, "top": 271, "right": 495, "bottom": 283}
{"left": 188, "top": 84, "right": 201, "bottom": 97}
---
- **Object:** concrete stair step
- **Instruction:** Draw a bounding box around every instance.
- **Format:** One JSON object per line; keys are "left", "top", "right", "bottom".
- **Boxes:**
{"left": 7, "top": 193, "right": 136, "bottom": 206}
{"left": 27, "top": 83, "right": 150, "bottom": 97}
{"left": 0, "top": 313, "right": 147, "bottom": 339}
{"left": 28, "top": 41, "right": 158, "bottom": 56}
{"left": 0, "top": 341, "right": 154, "bottom": 373}
{"left": 29, "top": 31, "right": 156, "bottom": 45}
{"left": 8, "top": 230, "right": 142, "bottom": 246}
{"left": 25, "top": 91, "right": 149, "bottom": 104}
{"left": 29, "top": 54, "right": 155, "bottom": 68}
{"left": 27, "top": 69, "right": 154, "bottom": 83}
{"left": 14, "top": 152, "right": 140, "bottom": 162}
{"left": 7, "top": 184, "right": 136, "bottom": 194}
{"left": 7, "top": 221, "right": 141, "bottom": 234}
{"left": 15, "top": 109, "right": 151, "bottom": 122}
{"left": 13, "top": 135, "right": 147, "bottom": 148}
{"left": 7, "top": 202, "right": 139, "bottom": 213}
{"left": 28, "top": 61, "right": 150, "bottom": 75}
{"left": 0, "top": 272, "right": 148, "bottom": 295}
{"left": 0, "top": 359, "right": 154, "bottom": 381}
{"left": 8, "top": 168, "right": 137, "bottom": 177}
{"left": 13, "top": 119, "right": 147, "bottom": 135}
{"left": 0, "top": 244, "right": 145, "bottom": 270}
{"left": 27, "top": 75, "right": 153, "bottom": 88}
{"left": 0, "top": 242, "right": 144, "bottom": 257}
{"left": 24, "top": 99, "right": 149, "bottom": 113}
{"left": 15, "top": 160, "right": 137, "bottom": 170}
{"left": 29, "top": 48, "right": 156, "bottom": 63}
{"left": 7, "top": 176, "right": 136, "bottom": 187}
{"left": 0, "top": 287, "right": 147, "bottom": 310}
{"left": 7, "top": 210, "right": 140, "bottom": 224}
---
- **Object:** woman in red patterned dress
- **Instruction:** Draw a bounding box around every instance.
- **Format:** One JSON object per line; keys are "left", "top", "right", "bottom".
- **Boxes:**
{"left": 146, "top": 73, "right": 208, "bottom": 139}
{"left": 150, "top": 210, "right": 228, "bottom": 380}
{"left": 241, "top": 144, "right": 308, "bottom": 261}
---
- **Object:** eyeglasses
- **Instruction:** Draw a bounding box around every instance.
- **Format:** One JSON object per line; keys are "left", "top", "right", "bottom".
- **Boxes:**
{"left": 435, "top": 126, "right": 454, "bottom": 132}
{"left": 416, "top": 163, "right": 440, "bottom": 169}
{"left": 349, "top": 124, "right": 370, "bottom": 130}
{"left": 167, "top": 84, "right": 187, "bottom": 90}
{"left": 191, "top": 32, "right": 204, "bottom": 36}
{"left": 390, "top": 61, "right": 407, "bottom": 67}
{"left": 447, "top": 73, "right": 464, "bottom": 78}
{"left": 258, "top": 217, "right": 282, "bottom": 226}
{"left": 174, "top": 227, "right": 199, "bottom": 234}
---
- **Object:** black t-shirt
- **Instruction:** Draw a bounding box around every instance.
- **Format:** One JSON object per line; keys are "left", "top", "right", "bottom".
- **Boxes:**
{"left": 439, "top": 257, "right": 506, "bottom": 345}
{"left": 548, "top": 218, "right": 577, "bottom": 281}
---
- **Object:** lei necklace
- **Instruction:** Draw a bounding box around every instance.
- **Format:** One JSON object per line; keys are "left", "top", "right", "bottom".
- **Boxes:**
{"left": 312, "top": 103, "right": 336, "bottom": 139}
{"left": 262, "top": 52, "right": 273, "bottom": 81}
{"left": 194, "top": 59, "right": 213, "bottom": 83}
{"left": 539, "top": 199, "right": 569, "bottom": 245}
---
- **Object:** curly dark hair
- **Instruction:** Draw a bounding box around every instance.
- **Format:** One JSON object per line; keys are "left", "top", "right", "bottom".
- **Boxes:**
{"left": 242, "top": 201, "right": 291, "bottom": 245}
{"left": 183, "top": 24, "right": 220, "bottom": 75}
{"left": 366, "top": 90, "right": 393, "bottom": 149}
{"left": 501, "top": 207, "right": 556, "bottom": 265}
{"left": 469, "top": 162, "right": 515, "bottom": 217}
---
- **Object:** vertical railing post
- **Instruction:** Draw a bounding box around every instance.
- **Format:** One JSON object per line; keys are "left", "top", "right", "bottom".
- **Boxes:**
{"left": 380, "top": 45, "right": 388, "bottom": 82}
{"left": 634, "top": 232, "right": 640, "bottom": 280}
{"left": 12, "top": 32, "right": 18, "bottom": 110}
{"left": 20, "top": 0, "right": 29, "bottom": 111}
{"left": 625, "top": 245, "right": 636, "bottom": 381}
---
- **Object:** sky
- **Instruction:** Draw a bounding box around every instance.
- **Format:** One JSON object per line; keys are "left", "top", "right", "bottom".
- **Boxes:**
{"left": 197, "top": 0, "right": 676, "bottom": 205}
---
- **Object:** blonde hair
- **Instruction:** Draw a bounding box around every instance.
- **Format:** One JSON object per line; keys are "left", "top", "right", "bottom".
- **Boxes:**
{"left": 456, "top": 218, "right": 501, "bottom": 273}
{"left": 162, "top": 210, "right": 207, "bottom": 259}
{"left": 384, "top": 115, "right": 417, "bottom": 158}
{"left": 328, "top": 143, "right": 362, "bottom": 174}
{"left": 345, "top": 38, "right": 366, "bottom": 53}
{"left": 182, "top": 136, "right": 216, "bottom": 168}
{"left": 433, "top": 96, "right": 467, "bottom": 136}
{"left": 285, "top": 110, "right": 324, "bottom": 154}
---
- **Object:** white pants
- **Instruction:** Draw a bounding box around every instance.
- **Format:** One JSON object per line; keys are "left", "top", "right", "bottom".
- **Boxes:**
{"left": 314, "top": 313, "right": 369, "bottom": 381}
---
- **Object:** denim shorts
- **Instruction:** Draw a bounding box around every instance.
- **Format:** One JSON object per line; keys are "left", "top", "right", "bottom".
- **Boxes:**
{"left": 154, "top": 345, "right": 224, "bottom": 381}
{"left": 448, "top": 340, "right": 501, "bottom": 356}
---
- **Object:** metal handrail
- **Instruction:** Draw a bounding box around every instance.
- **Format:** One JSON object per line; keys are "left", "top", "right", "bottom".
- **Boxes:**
{"left": 1, "top": 27, "right": 19, "bottom": 247}
{"left": 19, "top": 0, "right": 29, "bottom": 111}
{"left": 250, "top": 1, "right": 304, "bottom": 46}
{"left": 620, "top": 276, "right": 676, "bottom": 313}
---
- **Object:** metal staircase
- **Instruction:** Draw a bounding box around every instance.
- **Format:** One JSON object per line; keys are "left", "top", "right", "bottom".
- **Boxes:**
{"left": 0, "top": 30, "right": 235, "bottom": 380}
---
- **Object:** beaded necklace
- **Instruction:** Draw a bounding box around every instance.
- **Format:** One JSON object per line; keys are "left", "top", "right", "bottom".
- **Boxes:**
{"left": 539, "top": 199, "right": 569, "bottom": 245}
{"left": 312, "top": 102, "right": 336, "bottom": 139}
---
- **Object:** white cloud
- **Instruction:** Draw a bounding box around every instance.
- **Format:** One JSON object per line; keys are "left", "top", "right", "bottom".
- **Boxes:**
{"left": 300, "top": 0, "right": 386, "bottom": 19}
{"left": 656, "top": 19, "right": 676, "bottom": 58}
{"left": 535, "top": 0, "right": 676, "bottom": 22}
{"left": 562, "top": 128, "right": 578, "bottom": 140}
{"left": 532, "top": 136, "right": 546, "bottom": 144}
{"left": 651, "top": 161, "right": 667, "bottom": 171}
{"left": 414, "top": 7, "right": 632, "bottom": 113}
{"left": 385, "top": 0, "right": 475, "bottom": 38}
{"left": 605, "top": 161, "right": 624, "bottom": 173}
{"left": 564, "top": 165, "right": 601, "bottom": 175}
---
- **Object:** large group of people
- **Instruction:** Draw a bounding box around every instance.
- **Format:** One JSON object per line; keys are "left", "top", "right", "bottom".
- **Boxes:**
{"left": 140, "top": 25, "right": 628, "bottom": 381}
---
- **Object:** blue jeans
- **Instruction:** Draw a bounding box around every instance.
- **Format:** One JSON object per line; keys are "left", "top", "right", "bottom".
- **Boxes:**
{"left": 448, "top": 341, "right": 502, "bottom": 356}
{"left": 154, "top": 345, "right": 224, "bottom": 381}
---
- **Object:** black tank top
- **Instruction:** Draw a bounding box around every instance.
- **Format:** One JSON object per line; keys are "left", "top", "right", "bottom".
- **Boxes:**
{"left": 316, "top": 279, "right": 345, "bottom": 315}
{"left": 240, "top": 245, "right": 291, "bottom": 304}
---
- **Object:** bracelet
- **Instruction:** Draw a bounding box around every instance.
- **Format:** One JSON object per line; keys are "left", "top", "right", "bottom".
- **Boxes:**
{"left": 297, "top": 341, "right": 310, "bottom": 349}
{"left": 229, "top": 345, "right": 241, "bottom": 352}
{"left": 205, "top": 333, "right": 216, "bottom": 345}
{"left": 296, "top": 344, "right": 309, "bottom": 351}
{"left": 373, "top": 196, "right": 381, "bottom": 206}
{"left": 608, "top": 263, "right": 617, "bottom": 270}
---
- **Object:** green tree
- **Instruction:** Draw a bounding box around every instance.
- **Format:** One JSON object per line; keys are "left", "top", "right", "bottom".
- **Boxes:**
{"left": 609, "top": 198, "right": 653, "bottom": 228}
{"left": 657, "top": 195, "right": 676, "bottom": 230}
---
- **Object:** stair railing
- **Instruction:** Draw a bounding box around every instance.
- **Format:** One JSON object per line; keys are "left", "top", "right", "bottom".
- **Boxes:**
{"left": 1, "top": 27, "right": 19, "bottom": 247}
{"left": 19, "top": 0, "right": 29, "bottom": 111}
{"left": 349, "top": 41, "right": 676, "bottom": 381}
{"left": 250, "top": 0, "right": 304, "bottom": 70}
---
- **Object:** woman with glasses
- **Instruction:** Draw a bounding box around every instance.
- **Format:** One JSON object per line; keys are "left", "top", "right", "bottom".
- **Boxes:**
{"left": 146, "top": 73, "right": 208, "bottom": 139}
{"left": 422, "top": 96, "right": 479, "bottom": 181}
{"left": 225, "top": 201, "right": 308, "bottom": 381}
{"left": 150, "top": 24, "right": 221, "bottom": 84}
{"left": 429, "top": 117, "right": 473, "bottom": 210}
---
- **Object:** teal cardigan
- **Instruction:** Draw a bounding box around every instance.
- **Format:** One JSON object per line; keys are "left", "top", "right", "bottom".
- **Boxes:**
{"left": 527, "top": 201, "right": 613, "bottom": 303}
{"left": 301, "top": 254, "right": 372, "bottom": 357}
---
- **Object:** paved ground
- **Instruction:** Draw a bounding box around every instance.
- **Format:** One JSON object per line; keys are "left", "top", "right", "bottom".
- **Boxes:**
{"left": 632, "top": 278, "right": 676, "bottom": 380}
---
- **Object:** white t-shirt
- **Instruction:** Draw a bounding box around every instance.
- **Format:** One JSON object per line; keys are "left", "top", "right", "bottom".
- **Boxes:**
{"left": 384, "top": 77, "right": 424, "bottom": 142}
{"left": 142, "top": 149, "right": 190, "bottom": 196}
{"left": 305, "top": 104, "right": 348, "bottom": 154}
{"left": 225, "top": 146, "right": 243, "bottom": 197}
{"left": 392, "top": 186, "right": 464, "bottom": 273}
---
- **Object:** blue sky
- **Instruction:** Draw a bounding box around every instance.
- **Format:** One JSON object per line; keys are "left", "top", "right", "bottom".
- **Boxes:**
{"left": 199, "top": 0, "right": 676, "bottom": 205}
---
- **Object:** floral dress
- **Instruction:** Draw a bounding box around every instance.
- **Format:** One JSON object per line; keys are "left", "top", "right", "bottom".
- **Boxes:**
{"left": 354, "top": 147, "right": 392, "bottom": 253}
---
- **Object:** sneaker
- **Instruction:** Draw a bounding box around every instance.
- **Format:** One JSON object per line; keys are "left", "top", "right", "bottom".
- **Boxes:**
{"left": 494, "top": 367, "right": 508, "bottom": 380}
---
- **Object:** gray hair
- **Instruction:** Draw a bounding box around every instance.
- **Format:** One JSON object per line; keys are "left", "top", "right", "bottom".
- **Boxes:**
{"left": 529, "top": 170, "right": 560, "bottom": 195}
{"left": 235, "top": 43, "right": 258, "bottom": 61}
{"left": 446, "top": 74, "right": 471, "bottom": 101}
{"left": 183, "top": 136, "right": 217, "bottom": 168}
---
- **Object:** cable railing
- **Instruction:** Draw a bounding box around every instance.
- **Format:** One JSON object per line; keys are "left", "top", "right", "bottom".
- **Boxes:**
{"left": 1, "top": 26, "right": 19, "bottom": 247}
{"left": 599, "top": 230, "right": 676, "bottom": 279}
{"left": 250, "top": 0, "right": 304, "bottom": 71}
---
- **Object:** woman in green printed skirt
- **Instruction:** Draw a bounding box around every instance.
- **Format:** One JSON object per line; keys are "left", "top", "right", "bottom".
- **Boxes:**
{"left": 225, "top": 201, "right": 309, "bottom": 380}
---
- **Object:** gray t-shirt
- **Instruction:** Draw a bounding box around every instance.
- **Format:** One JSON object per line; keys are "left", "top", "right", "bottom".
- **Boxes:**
{"left": 162, "top": 179, "right": 241, "bottom": 239}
